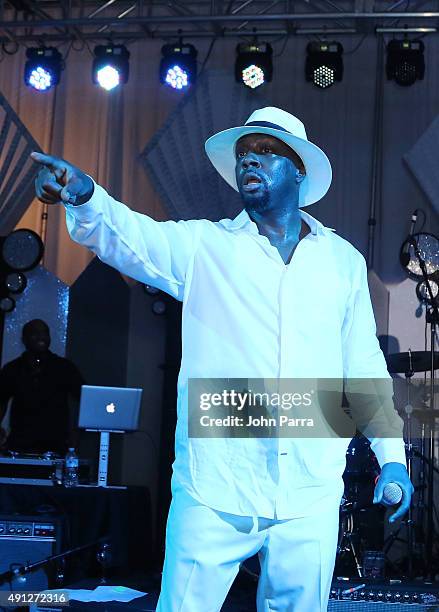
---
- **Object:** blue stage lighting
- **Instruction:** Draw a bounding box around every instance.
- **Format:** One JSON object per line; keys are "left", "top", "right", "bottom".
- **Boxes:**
{"left": 92, "top": 45, "right": 130, "bottom": 90}
{"left": 160, "top": 43, "right": 197, "bottom": 90}
{"left": 24, "top": 47, "right": 63, "bottom": 91}
{"left": 235, "top": 43, "right": 273, "bottom": 89}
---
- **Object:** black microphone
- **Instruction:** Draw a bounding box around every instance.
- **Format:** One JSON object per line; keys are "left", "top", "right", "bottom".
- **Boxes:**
{"left": 400, "top": 210, "right": 418, "bottom": 268}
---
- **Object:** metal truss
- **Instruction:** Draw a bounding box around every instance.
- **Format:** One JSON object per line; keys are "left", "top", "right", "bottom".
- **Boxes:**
{"left": 0, "top": 0, "right": 438, "bottom": 44}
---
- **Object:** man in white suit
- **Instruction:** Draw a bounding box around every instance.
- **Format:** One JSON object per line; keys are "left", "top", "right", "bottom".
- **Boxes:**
{"left": 31, "top": 107, "right": 413, "bottom": 611}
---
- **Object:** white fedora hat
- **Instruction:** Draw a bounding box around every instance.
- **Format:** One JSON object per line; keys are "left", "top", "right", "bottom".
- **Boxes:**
{"left": 204, "top": 106, "right": 332, "bottom": 208}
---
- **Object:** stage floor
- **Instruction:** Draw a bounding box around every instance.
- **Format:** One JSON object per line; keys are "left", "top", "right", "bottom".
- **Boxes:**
{"left": 54, "top": 570, "right": 257, "bottom": 611}
{"left": 35, "top": 571, "right": 439, "bottom": 611}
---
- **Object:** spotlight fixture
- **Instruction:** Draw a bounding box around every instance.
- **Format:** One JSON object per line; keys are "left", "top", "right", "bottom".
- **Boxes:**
{"left": 0, "top": 296, "right": 15, "bottom": 313}
{"left": 160, "top": 43, "right": 198, "bottom": 90}
{"left": 416, "top": 277, "right": 439, "bottom": 305}
{"left": 152, "top": 299, "right": 166, "bottom": 315}
{"left": 235, "top": 43, "right": 273, "bottom": 89}
{"left": 24, "top": 47, "right": 64, "bottom": 91}
{"left": 5, "top": 272, "right": 27, "bottom": 294}
{"left": 92, "top": 45, "right": 130, "bottom": 91}
{"left": 386, "top": 39, "right": 425, "bottom": 87}
{"left": 143, "top": 284, "right": 160, "bottom": 295}
{"left": 1, "top": 229, "right": 44, "bottom": 272}
{"left": 305, "top": 42, "right": 343, "bottom": 89}
{"left": 400, "top": 232, "right": 439, "bottom": 279}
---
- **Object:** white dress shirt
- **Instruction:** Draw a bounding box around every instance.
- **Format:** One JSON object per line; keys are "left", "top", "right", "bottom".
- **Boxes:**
{"left": 64, "top": 181, "right": 407, "bottom": 519}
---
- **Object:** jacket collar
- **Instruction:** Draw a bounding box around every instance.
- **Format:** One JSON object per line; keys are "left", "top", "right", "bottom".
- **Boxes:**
{"left": 219, "top": 208, "right": 333, "bottom": 236}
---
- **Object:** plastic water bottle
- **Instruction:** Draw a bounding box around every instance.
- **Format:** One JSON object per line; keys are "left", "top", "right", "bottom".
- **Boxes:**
{"left": 64, "top": 448, "right": 79, "bottom": 487}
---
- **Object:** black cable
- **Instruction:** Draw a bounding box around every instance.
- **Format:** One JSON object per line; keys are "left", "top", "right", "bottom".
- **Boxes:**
{"left": 134, "top": 429, "right": 159, "bottom": 460}
{"left": 198, "top": 36, "right": 218, "bottom": 78}
{"left": 1, "top": 41, "right": 19, "bottom": 55}
{"left": 61, "top": 40, "right": 75, "bottom": 61}
{"left": 344, "top": 33, "right": 369, "bottom": 56}
{"left": 424, "top": 314, "right": 428, "bottom": 388}
{"left": 417, "top": 208, "right": 427, "bottom": 233}
{"left": 273, "top": 35, "right": 290, "bottom": 58}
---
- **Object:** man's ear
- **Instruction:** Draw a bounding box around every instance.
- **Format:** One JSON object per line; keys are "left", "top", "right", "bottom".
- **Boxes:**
{"left": 295, "top": 170, "right": 306, "bottom": 184}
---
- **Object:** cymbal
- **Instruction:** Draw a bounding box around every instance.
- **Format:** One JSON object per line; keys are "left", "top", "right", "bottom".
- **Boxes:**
{"left": 385, "top": 351, "right": 439, "bottom": 374}
{"left": 412, "top": 407, "right": 439, "bottom": 420}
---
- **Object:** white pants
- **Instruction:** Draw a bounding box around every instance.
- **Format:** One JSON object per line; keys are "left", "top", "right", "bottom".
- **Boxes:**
{"left": 156, "top": 486, "right": 341, "bottom": 612}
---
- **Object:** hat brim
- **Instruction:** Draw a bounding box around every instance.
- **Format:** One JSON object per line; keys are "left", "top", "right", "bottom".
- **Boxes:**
{"left": 205, "top": 125, "right": 332, "bottom": 208}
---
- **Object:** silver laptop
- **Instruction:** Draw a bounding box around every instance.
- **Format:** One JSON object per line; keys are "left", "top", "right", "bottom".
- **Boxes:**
{"left": 78, "top": 385, "right": 142, "bottom": 432}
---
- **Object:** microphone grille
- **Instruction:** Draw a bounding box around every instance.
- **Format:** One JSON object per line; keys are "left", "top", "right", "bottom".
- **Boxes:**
{"left": 383, "top": 482, "right": 403, "bottom": 505}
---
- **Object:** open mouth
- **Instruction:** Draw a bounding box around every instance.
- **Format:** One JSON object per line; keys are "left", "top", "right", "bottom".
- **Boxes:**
{"left": 243, "top": 174, "right": 262, "bottom": 185}
{"left": 242, "top": 174, "right": 263, "bottom": 191}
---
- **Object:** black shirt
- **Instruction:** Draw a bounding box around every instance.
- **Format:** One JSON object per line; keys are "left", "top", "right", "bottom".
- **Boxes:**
{"left": 0, "top": 350, "right": 84, "bottom": 454}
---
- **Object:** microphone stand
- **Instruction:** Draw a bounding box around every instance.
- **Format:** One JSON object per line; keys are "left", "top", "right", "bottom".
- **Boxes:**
{"left": 0, "top": 536, "right": 111, "bottom": 588}
{"left": 403, "top": 361, "right": 414, "bottom": 578}
{"left": 408, "top": 235, "right": 439, "bottom": 578}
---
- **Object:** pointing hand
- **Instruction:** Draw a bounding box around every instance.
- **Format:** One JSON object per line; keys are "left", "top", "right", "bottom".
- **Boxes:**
{"left": 31, "top": 152, "right": 94, "bottom": 206}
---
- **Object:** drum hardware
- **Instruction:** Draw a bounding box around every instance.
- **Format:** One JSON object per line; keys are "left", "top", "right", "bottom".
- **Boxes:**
{"left": 344, "top": 435, "right": 379, "bottom": 478}
{"left": 337, "top": 500, "right": 364, "bottom": 578}
{"left": 380, "top": 351, "right": 430, "bottom": 578}
{"left": 412, "top": 407, "right": 439, "bottom": 420}
{"left": 337, "top": 437, "right": 383, "bottom": 579}
{"left": 398, "top": 226, "right": 439, "bottom": 578}
{"left": 385, "top": 351, "right": 439, "bottom": 375}
{"left": 404, "top": 362, "right": 415, "bottom": 578}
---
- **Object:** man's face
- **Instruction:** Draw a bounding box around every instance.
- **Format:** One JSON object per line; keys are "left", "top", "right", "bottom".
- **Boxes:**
{"left": 23, "top": 321, "right": 51, "bottom": 354}
{"left": 234, "top": 133, "right": 305, "bottom": 211}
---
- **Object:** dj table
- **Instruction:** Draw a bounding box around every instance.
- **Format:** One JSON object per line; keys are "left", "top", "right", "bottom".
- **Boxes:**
{"left": 0, "top": 482, "right": 153, "bottom": 576}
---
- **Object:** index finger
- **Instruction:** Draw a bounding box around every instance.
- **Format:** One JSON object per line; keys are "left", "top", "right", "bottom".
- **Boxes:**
{"left": 30, "top": 151, "right": 63, "bottom": 172}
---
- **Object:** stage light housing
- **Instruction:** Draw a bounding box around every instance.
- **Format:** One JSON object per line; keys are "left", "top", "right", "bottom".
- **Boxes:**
{"left": 92, "top": 45, "right": 130, "bottom": 91}
{"left": 152, "top": 299, "right": 166, "bottom": 315}
{"left": 400, "top": 232, "right": 439, "bottom": 280}
{"left": 416, "top": 277, "right": 439, "bottom": 304}
{"left": 143, "top": 284, "right": 160, "bottom": 295}
{"left": 2, "top": 229, "right": 44, "bottom": 272}
{"left": 5, "top": 272, "right": 27, "bottom": 294}
{"left": 235, "top": 43, "right": 273, "bottom": 89}
{"left": 24, "top": 47, "right": 64, "bottom": 91}
{"left": 305, "top": 41, "right": 343, "bottom": 89}
{"left": 386, "top": 39, "right": 425, "bottom": 86}
{"left": 160, "top": 43, "right": 198, "bottom": 90}
{"left": 0, "top": 296, "right": 15, "bottom": 313}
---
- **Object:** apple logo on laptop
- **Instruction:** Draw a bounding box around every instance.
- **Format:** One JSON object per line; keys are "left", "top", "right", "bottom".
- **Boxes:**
{"left": 106, "top": 402, "right": 116, "bottom": 414}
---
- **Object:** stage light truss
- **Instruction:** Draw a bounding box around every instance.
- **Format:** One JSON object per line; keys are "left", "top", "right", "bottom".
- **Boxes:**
{"left": 0, "top": 0, "right": 439, "bottom": 43}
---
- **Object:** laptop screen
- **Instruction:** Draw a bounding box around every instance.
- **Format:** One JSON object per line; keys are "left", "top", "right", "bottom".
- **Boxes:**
{"left": 78, "top": 385, "right": 142, "bottom": 431}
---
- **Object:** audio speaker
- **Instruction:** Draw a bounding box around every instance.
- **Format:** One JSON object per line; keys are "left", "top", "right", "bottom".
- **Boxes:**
{"left": 0, "top": 514, "right": 62, "bottom": 592}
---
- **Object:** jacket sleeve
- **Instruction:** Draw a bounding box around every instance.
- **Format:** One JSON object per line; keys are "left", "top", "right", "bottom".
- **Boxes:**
{"left": 342, "top": 253, "right": 407, "bottom": 468}
{"left": 63, "top": 180, "right": 201, "bottom": 301}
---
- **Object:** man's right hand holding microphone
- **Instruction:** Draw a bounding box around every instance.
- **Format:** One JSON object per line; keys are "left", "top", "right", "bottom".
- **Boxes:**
{"left": 31, "top": 152, "right": 94, "bottom": 206}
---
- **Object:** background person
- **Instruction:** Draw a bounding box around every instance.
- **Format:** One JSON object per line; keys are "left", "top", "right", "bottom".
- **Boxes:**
{"left": 0, "top": 319, "right": 84, "bottom": 455}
